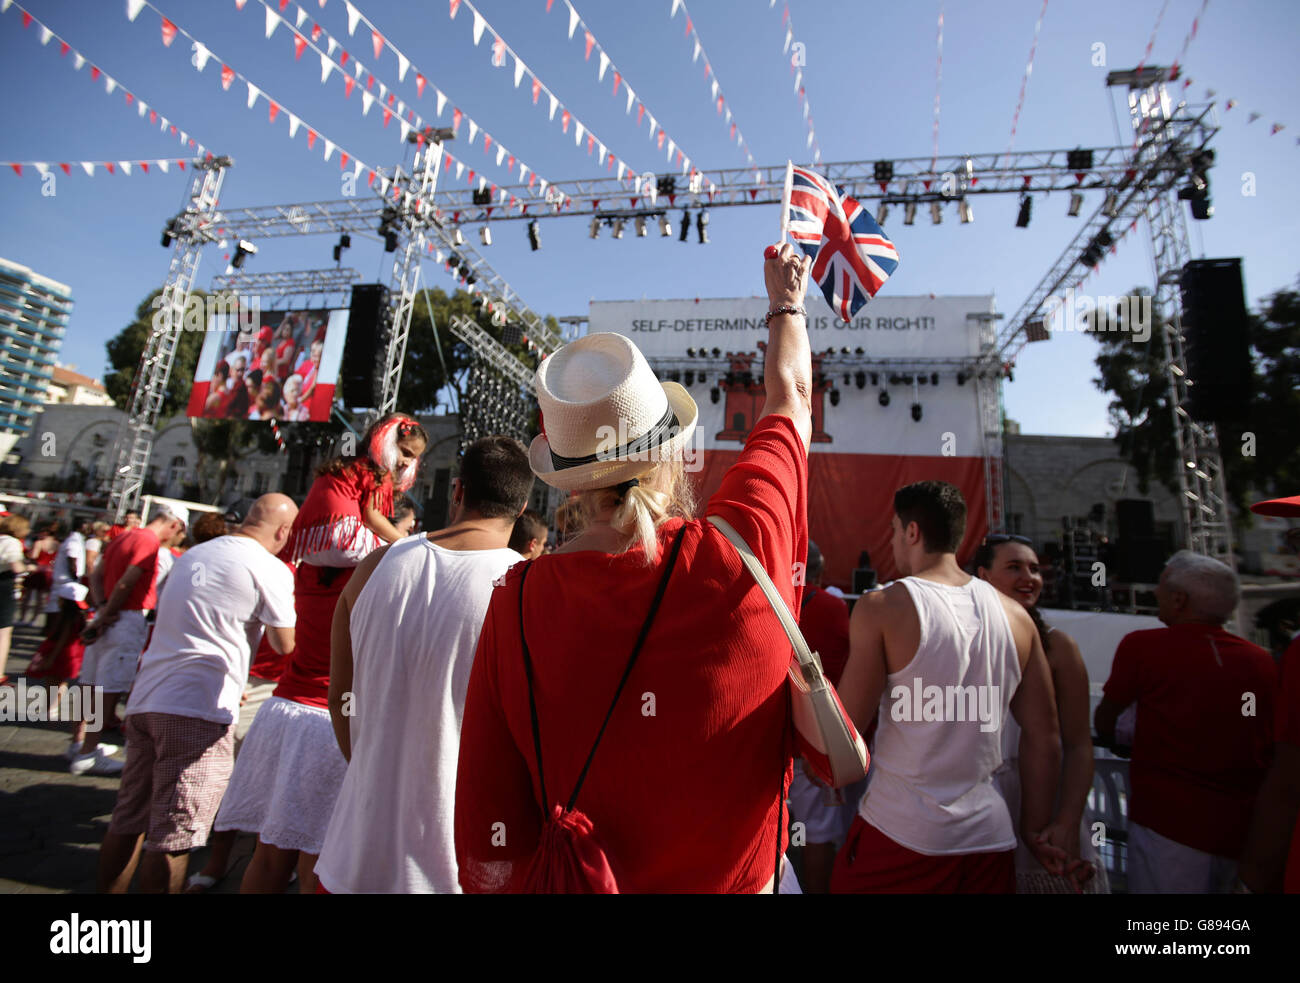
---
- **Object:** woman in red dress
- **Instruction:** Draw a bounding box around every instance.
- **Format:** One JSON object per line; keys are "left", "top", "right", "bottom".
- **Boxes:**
{"left": 20, "top": 524, "right": 59, "bottom": 625}
{"left": 454, "top": 243, "right": 815, "bottom": 893}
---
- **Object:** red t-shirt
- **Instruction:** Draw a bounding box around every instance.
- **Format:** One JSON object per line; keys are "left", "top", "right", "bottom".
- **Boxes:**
{"left": 799, "top": 587, "right": 850, "bottom": 687}
{"left": 455, "top": 414, "right": 808, "bottom": 893}
{"left": 1103, "top": 623, "right": 1277, "bottom": 857}
{"left": 1278, "top": 636, "right": 1300, "bottom": 893}
{"left": 98, "top": 527, "right": 161, "bottom": 611}
{"left": 272, "top": 562, "right": 354, "bottom": 707}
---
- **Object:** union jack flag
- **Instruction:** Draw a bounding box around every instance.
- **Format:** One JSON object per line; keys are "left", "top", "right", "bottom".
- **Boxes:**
{"left": 787, "top": 165, "right": 900, "bottom": 321}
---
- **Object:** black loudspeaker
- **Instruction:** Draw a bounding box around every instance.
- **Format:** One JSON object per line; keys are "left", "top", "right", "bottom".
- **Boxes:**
{"left": 1116, "top": 499, "right": 1155, "bottom": 541}
{"left": 341, "top": 283, "right": 392, "bottom": 408}
{"left": 852, "top": 568, "right": 878, "bottom": 593}
{"left": 1180, "top": 258, "right": 1253, "bottom": 422}
{"left": 1113, "top": 536, "right": 1167, "bottom": 585}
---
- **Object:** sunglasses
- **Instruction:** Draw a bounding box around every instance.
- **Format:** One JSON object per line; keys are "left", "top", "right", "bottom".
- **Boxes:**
{"left": 982, "top": 534, "right": 1033, "bottom": 548}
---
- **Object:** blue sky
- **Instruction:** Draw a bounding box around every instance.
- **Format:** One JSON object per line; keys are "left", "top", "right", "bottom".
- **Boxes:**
{"left": 2, "top": 0, "right": 1297, "bottom": 435}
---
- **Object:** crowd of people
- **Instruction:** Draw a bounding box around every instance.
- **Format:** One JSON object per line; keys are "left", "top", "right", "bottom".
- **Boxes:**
{"left": 2, "top": 241, "right": 1297, "bottom": 894}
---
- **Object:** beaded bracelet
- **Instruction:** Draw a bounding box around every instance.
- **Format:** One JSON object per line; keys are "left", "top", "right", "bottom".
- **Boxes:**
{"left": 765, "top": 305, "right": 807, "bottom": 325}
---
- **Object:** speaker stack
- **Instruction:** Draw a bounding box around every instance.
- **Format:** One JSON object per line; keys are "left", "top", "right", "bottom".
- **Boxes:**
{"left": 1179, "top": 258, "right": 1253, "bottom": 423}
{"left": 341, "top": 283, "right": 393, "bottom": 408}
{"left": 1113, "top": 498, "right": 1166, "bottom": 584}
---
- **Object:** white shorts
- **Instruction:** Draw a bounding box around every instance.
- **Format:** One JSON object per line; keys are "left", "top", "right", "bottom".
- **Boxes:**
{"left": 1127, "top": 821, "right": 1238, "bottom": 894}
{"left": 214, "top": 696, "right": 348, "bottom": 855}
{"left": 79, "top": 610, "right": 148, "bottom": 693}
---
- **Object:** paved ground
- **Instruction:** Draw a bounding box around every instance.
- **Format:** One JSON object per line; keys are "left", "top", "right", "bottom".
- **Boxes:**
{"left": 0, "top": 624, "right": 259, "bottom": 894}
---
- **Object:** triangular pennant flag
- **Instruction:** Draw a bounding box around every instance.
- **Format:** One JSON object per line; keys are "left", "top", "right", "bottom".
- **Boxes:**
{"left": 416, "top": 73, "right": 426, "bottom": 96}
{"left": 56, "top": 162, "right": 69, "bottom": 176}
{"left": 320, "top": 52, "right": 333, "bottom": 83}
{"left": 383, "top": 106, "right": 392, "bottom": 126}
{"left": 307, "top": 128, "right": 318, "bottom": 148}
{"left": 637, "top": 102, "right": 645, "bottom": 125}
{"left": 648, "top": 113, "right": 658, "bottom": 137}
{"left": 455, "top": 161, "right": 464, "bottom": 179}
{"left": 568, "top": 4, "right": 579, "bottom": 39}
{"left": 693, "top": 39, "right": 701, "bottom": 62}
{"left": 532, "top": 77, "right": 542, "bottom": 103}
{"left": 612, "top": 70, "right": 621, "bottom": 96}
{"left": 81, "top": 161, "right": 94, "bottom": 176}
{"left": 597, "top": 143, "right": 606, "bottom": 165}
{"left": 436, "top": 90, "right": 447, "bottom": 116}
{"left": 125, "top": 92, "right": 135, "bottom": 106}
{"left": 177, "top": 159, "right": 185, "bottom": 169}
{"left": 507, "top": 154, "right": 515, "bottom": 170}
{"left": 472, "top": 11, "right": 486, "bottom": 45}
{"left": 339, "top": 151, "right": 349, "bottom": 170}
{"left": 139, "top": 161, "right": 149, "bottom": 173}
{"left": 353, "top": 160, "right": 364, "bottom": 181}
{"left": 496, "top": 146, "right": 505, "bottom": 167}
{"left": 483, "top": 133, "right": 492, "bottom": 153}
{"left": 1271, "top": 123, "right": 1285, "bottom": 135}
{"left": 39, "top": 25, "right": 52, "bottom": 45}
{"left": 105, "top": 76, "right": 118, "bottom": 95}
{"left": 514, "top": 56, "right": 525, "bottom": 88}
{"left": 449, "top": 0, "right": 460, "bottom": 19}
{"left": 561, "top": 109, "right": 571, "bottom": 133}
{"left": 323, "top": 139, "right": 335, "bottom": 161}
{"left": 265, "top": 6, "right": 280, "bottom": 39}
{"left": 327, "top": 36, "right": 338, "bottom": 56}
{"left": 345, "top": 75, "right": 355, "bottom": 97}
{"left": 492, "top": 36, "right": 506, "bottom": 67}
{"left": 574, "top": 120, "right": 584, "bottom": 146}
{"left": 91, "top": 65, "right": 101, "bottom": 81}
{"left": 8, "top": 164, "right": 21, "bottom": 176}
{"left": 221, "top": 64, "right": 235, "bottom": 90}
{"left": 157, "top": 159, "right": 168, "bottom": 173}
{"left": 598, "top": 51, "right": 609, "bottom": 81}
{"left": 617, "top": 161, "right": 626, "bottom": 181}
{"left": 670, "top": 0, "right": 682, "bottom": 16}
{"left": 160, "top": 17, "right": 177, "bottom": 47}
{"left": 295, "top": 7, "right": 307, "bottom": 29}
{"left": 192, "top": 41, "right": 211, "bottom": 72}
{"left": 711, "top": 78, "right": 718, "bottom": 101}
{"left": 269, "top": 100, "right": 280, "bottom": 123}
{"left": 362, "top": 91, "right": 375, "bottom": 115}
{"left": 379, "top": 176, "right": 390, "bottom": 195}
{"left": 468, "top": 119, "right": 478, "bottom": 144}
{"left": 585, "top": 31, "right": 596, "bottom": 61}
{"left": 520, "top": 163, "right": 529, "bottom": 181}
{"left": 453, "top": 107, "right": 463, "bottom": 131}
{"left": 73, "top": 52, "right": 85, "bottom": 70}
{"left": 246, "top": 81, "right": 261, "bottom": 109}
{"left": 104, "top": 162, "right": 115, "bottom": 174}
{"left": 1248, "top": 111, "right": 1261, "bottom": 124}
{"left": 288, "top": 113, "right": 302, "bottom": 137}
{"left": 126, "top": 0, "right": 146, "bottom": 21}
{"left": 400, "top": 120, "right": 411, "bottom": 142}
{"left": 397, "top": 52, "right": 409, "bottom": 81}
{"left": 549, "top": 94, "right": 559, "bottom": 120}
{"left": 657, "top": 129, "right": 666, "bottom": 150}
{"left": 59, "top": 40, "right": 69, "bottom": 56}
{"left": 119, "top": 161, "right": 132, "bottom": 175}
{"left": 294, "top": 33, "right": 307, "bottom": 59}
{"left": 346, "top": 0, "right": 361, "bottom": 35}
{"left": 371, "top": 30, "right": 383, "bottom": 60}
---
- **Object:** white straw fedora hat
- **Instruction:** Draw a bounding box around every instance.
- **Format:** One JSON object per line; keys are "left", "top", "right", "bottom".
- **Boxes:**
{"left": 529, "top": 333, "right": 698, "bottom": 493}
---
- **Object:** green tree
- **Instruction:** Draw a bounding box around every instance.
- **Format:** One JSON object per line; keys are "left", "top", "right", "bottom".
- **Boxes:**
{"left": 104, "top": 288, "right": 210, "bottom": 416}
{"left": 1087, "top": 280, "right": 1300, "bottom": 511}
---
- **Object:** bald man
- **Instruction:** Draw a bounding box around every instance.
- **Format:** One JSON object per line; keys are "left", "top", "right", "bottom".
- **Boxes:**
{"left": 97, "top": 494, "right": 299, "bottom": 893}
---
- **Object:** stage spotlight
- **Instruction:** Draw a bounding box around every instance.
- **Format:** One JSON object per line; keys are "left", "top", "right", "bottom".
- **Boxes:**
{"left": 687, "top": 347, "right": 697, "bottom": 357}
{"left": 636, "top": 216, "right": 647, "bottom": 237}
{"left": 698, "top": 373, "right": 707, "bottom": 384}
{"left": 843, "top": 373, "right": 851, "bottom": 385}
{"left": 1016, "top": 195, "right": 1032, "bottom": 228}
{"left": 873, "top": 160, "right": 894, "bottom": 183}
{"left": 889, "top": 374, "right": 901, "bottom": 386}
{"left": 959, "top": 199, "right": 974, "bottom": 224}
{"left": 684, "top": 371, "right": 695, "bottom": 386}
{"left": 957, "top": 371, "right": 967, "bottom": 385}
{"left": 911, "top": 403, "right": 923, "bottom": 422}
{"left": 612, "top": 219, "right": 625, "bottom": 240}
{"left": 855, "top": 370, "right": 867, "bottom": 390}
{"left": 1190, "top": 194, "right": 1213, "bottom": 220}
{"left": 1102, "top": 191, "right": 1119, "bottom": 217}
{"left": 697, "top": 209, "right": 709, "bottom": 244}
{"left": 855, "top": 347, "right": 865, "bottom": 355}
{"left": 829, "top": 388, "right": 841, "bottom": 407}
{"left": 1067, "top": 192, "right": 1084, "bottom": 217}
{"left": 930, "top": 202, "right": 943, "bottom": 225}
{"left": 1066, "top": 148, "right": 1093, "bottom": 171}
{"left": 340, "top": 233, "right": 351, "bottom": 249}
{"left": 161, "top": 218, "right": 180, "bottom": 248}
{"left": 659, "top": 214, "right": 673, "bottom": 237}
{"left": 333, "top": 244, "right": 342, "bottom": 262}
{"left": 680, "top": 209, "right": 691, "bottom": 242}
{"left": 231, "top": 240, "right": 257, "bottom": 269}
{"left": 870, "top": 372, "right": 879, "bottom": 387}
{"left": 904, "top": 202, "right": 917, "bottom": 225}
{"left": 710, "top": 387, "right": 720, "bottom": 404}
{"left": 589, "top": 216, "right": 601, "bottom": 239}
{"left": 479, "top": 225, "right": 492, "bottom": 246}
{"left": 918, "top": 374, "right": 928, "bottom": 385}
{"left": 931, "top": 372, "right": 939, "bottom": 386}
{"left": 668, "top": 370, "right": 680, "bottom": 383}
{"left": 527, "top": 219, "right": 541, "bottom": 251}
{"left": 878, "top": 390, "right": 890, "bottom": 407}
{"left": 711, "top": 348, "right": 721, "bottom": 357}
{"left": 876, "top": 202, "right": 890, "bottom": 225}
{"left": 452, "top": 228, "right": 465, "bottom": 246}
{"left": 385, "top": 230, "right": 399, "bottom": 252}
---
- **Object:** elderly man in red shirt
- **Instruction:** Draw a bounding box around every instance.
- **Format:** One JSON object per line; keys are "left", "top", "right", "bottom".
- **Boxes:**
{"left": 1095, "top": 550, "right": 1277, "bottom": 893}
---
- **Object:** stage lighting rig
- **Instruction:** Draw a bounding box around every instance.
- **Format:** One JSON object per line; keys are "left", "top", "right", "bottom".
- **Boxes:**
{"left": 231, "top": 240, "right": 257, "bottom": 269}
{"left": 930, "top": 202, "right": 943, "bottom": 225}
{"left": 1066, "top": 148, "right": 1093, "bottom": 171}
{"left": 680, "top": 210, "right": 691, "bottom": 242}
{"left": 911, "top": 403, "right": 923, "bottom": 422}
{"left": 1067, "top": 192, "right": 1084, "bottom": 217}
{"left": 479, "top": 226, "right": 492, "bottom": 246}
{"left": 452, "top": 228, "right": 465, "bottom": 246}
{"left": 636, "top": 216, "right": 648, "bottom": 237}
{"left": 658, "top": 214, "right": 673, "bottom": 237}
{"left": 876, "top": 202, "right": 890, "bottom": 225}
{"left": 829, "top": 388, "right": 841, "bottom": 407}
{"left": 612, "top": 218, "right": 625, "bottom": 240}
{"left": 160, "top": 218, "right": 181, "bottom": 248}
{"left": 697, "top": 210, "right": 709, "bottom": 244}
{"left": 1015, "top": 195, "right": 1032, "bottom": 228}
{"left": 959, "top": 200, "right": 974, "bottom": 224}
{"left": 527, "top": 220, "right": 541, "bottom": 251}
{"left": 878, "top": 390, "right": 890, "bottom": 407}
{"left": 904, "top": 202, "right": 917, "bottom": 225}
{"left": 589, "top": 216, "right": 601, "bottom": 239}
{"left": 873, "top": 160, "right": 894, "bottom": 183}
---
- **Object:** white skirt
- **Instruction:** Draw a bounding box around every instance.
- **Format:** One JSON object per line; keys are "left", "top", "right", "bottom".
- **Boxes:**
{"left": 213, "top": 696, "right": 348, "bottom": 855}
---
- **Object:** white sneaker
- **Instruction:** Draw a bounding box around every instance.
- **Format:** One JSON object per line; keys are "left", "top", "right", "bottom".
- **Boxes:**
{"left": 64, "top": 741, "right": 118, "bottom": 761}
{"left": 69, "top": 747, "right": 124, "bottom": 776}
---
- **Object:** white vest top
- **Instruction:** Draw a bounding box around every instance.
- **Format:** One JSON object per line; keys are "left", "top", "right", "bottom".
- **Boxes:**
{"left": 860, "top": 575, "right": 1022, "bottom": 855}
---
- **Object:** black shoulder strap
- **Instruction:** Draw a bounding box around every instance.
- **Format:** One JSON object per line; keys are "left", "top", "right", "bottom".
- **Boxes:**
{"left": 518, "top": 525, "right": 689, "bottom": 818}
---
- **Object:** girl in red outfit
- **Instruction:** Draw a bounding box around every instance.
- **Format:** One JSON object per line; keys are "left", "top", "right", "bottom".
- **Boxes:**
{"left": 454, "top": 243, "right": 814, "bottom": 893}
{"left": 214, "top": 413, "right": 427, "bottom": 894}
{"left": 20, "top": 525, "right": 58, "bottom": 625}
{"left": 26, "top": 582, "right": 88, "bottom": 729}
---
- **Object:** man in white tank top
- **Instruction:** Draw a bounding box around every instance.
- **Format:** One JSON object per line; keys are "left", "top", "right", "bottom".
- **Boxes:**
{"left": 831, "top": 481, "right": 1067, "bottom": 893}
{"left": 315, "top": 436, "right": 534, "bottom": 893}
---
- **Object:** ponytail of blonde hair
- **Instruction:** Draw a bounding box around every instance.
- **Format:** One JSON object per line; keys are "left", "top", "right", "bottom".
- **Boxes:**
{"left": 575, "top": 460, "right": 697, "bottom": 564}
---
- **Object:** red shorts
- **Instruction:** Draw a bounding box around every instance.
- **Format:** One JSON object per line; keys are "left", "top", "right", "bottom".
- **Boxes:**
{"left": 830, "top": 816, "right": 1015, "bottom": 894}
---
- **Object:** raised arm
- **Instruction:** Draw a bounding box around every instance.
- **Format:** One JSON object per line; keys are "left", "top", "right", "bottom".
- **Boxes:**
{"left": 759, "top": 243, "right": 813, "bottom": 450}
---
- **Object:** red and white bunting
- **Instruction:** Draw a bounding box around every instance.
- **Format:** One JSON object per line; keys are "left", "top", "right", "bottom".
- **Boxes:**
{"left": 4, "top": 157, "right": 192, "bottom": 178}
{"left": 2, "top": 0, "right": 207, "bottom": 156}
{"left": 771, "top": 1, "right": 821, "bottom": 165}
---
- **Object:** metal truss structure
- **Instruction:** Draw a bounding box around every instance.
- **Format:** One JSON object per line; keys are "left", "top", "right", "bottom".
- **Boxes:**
{"left": 108, "top": 156, "right": 230, "bottom": 519}
{"left": 112, "top": 68, "right": 1226, "bottom": 560}
{"left": 208, "top": 267, "right": 361, "bottom": 307}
